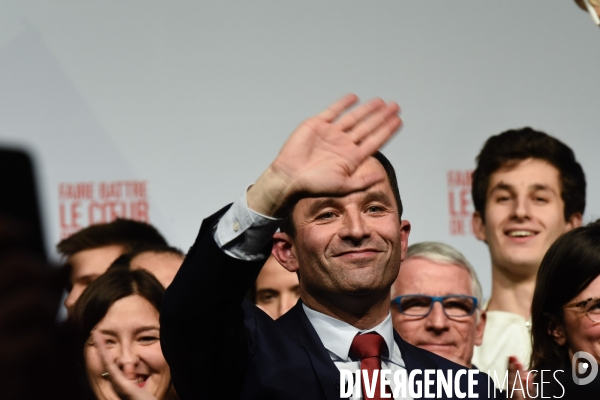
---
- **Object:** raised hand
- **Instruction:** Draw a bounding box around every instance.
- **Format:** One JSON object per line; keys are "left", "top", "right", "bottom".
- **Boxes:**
{"left": 575, "top": 0, "right": 600, "bottom": 13}
{"left": 506, "top": 356, "right": 536, "bottom": 399}
{"left": 575, "top": 0, "right": 600, "bottom": 24}
{"left": 247, "top": 94, "right": 402, "bottom": 217}
{"left": 91, "top": 330, "right": 158, "bottom": 400}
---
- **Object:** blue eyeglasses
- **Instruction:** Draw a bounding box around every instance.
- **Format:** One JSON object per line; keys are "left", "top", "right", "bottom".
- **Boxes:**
{"left": 391, "top": 295, "right": 478, "bottom": 318}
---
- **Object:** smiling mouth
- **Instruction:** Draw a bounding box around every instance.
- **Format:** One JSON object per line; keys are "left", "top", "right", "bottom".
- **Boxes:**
{"left": 134, "top": 375, "right": 148, "bottom": 388}
{"left": 505, "top": 230, "right": 538, "bottom": 238}
{"left": 334, "top": 249, "right": 382, "bottom": 257}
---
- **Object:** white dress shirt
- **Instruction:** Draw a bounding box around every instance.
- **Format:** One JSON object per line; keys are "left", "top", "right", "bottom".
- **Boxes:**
{"left": 214, "top": 186, "right": 280, "bottom": 261}
{"left": 303, "top": 304, "right": 411, "bottom": 400}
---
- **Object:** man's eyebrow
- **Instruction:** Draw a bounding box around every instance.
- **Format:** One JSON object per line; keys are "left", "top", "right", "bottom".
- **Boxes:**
{"left": 490, "top": 182, "right": 558, "bottom": 195}
{"left": 306, "top": 198, "right": 343, "bottom": 216}
{"left": 530, "top": 183, "right": 557, "bottom": 194}
{"left": 77, "top": 274, "right": 100, "bottom": 282}
{"left": 306, "top": 191, "right": 394, "bottom": 215}
{"left": 363, "top": 191, "right": 393, "bottom": 205}
{"left": 489, "top": 182, "right": 514, "bottom": 194}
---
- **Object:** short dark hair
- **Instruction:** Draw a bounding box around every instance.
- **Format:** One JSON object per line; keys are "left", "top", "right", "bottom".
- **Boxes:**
{"left": 279, "top": 151, "right": 403, "bottom": 237}
{"left": 57, "top": 219, "right": 168, "bottom": 258}
{"left": 530, "top": 220, "right": 600, "bottom": 371}
{"left": 107, "top": 245, "right": 185, "bottom": 272}
{"left": 472, "top": 128, "right": 586, "bottom": 222}
{"left": 131, "top": 245, "right": 184, "bottom": 258}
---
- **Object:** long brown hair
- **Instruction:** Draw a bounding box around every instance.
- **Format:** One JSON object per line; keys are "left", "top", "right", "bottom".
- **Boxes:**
{"left": 65, "top": 268, "right": 168, "bottom": 399}
{"left": 530, "top": 220, "right": 600, "bottom": 371}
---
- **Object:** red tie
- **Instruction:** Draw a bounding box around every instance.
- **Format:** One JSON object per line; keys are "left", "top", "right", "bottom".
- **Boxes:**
{"left": 350, "top": 332, "right": 386, "bottom": 400}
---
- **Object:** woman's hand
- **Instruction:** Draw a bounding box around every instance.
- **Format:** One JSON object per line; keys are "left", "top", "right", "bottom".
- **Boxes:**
{"left": 507, "top": 356, "right": 536, "bottom": 399}
{"left": 92, "top": 330, "right": 158, "bottom": 400}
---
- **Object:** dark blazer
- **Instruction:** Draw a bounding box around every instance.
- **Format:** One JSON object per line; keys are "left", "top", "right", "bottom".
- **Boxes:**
{"left": 161, "top": 207, "right": 497, "bottom": 399}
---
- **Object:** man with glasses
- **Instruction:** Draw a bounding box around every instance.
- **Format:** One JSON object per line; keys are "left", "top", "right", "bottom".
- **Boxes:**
{"left": 391, "top": 242, "right": 486, "bottom": 368}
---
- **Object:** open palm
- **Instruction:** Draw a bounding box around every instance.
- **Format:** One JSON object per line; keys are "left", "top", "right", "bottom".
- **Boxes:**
{"left": 249, "top": 94, "right": 402, "bottom": 216}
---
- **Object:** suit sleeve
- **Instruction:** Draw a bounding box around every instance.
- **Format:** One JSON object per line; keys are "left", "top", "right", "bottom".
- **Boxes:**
{"left": 160, "top": 205, "right": 269, "bottom": 399}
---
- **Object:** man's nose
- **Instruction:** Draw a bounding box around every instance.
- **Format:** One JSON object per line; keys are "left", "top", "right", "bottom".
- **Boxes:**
{"left": 338, "top": 210, "right": 371, "bottom": 243}
{"left": 512, "top": 195, "right": 531, "bottom": 221}
{"left": 425, "top": 302, "right": 451, "bottom": 332}
{"left": 64, "top": 286, "right": 81, "bottom": 313}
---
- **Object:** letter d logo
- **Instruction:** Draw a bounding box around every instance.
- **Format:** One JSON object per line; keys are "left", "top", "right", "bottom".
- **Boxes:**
{"left": 572, "top": 351, "right": 598, "bottom": 385}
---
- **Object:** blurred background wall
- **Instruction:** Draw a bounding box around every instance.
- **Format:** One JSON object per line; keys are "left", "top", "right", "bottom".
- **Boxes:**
{"left": 1, "top": 0, "right": 598, "bottom": 298}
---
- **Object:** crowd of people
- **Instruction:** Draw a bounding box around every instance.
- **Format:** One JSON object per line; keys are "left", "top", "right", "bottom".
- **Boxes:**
{"left": 12, "top": 95, "right": 593, "bottom": 400}
{"left": 3, "top": 92, "right": 599, "bottom": 399}
{"left": 1, "top": 2, "right": 597, "bottom": 399}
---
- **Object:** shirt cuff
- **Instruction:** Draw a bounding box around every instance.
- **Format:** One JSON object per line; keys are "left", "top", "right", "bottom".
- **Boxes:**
{"left": 214, "top": 186, "right": 282, "bottom": 261}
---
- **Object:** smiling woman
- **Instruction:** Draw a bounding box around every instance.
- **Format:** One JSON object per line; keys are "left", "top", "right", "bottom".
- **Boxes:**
{"left": 66, "top": 268, "right": 178, "bottom": 400}
{"left": 529, "top": 219, "right": 600, "bottom": 399}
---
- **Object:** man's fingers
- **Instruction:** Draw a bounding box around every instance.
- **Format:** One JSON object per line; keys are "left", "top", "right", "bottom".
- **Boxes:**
{"left": 356, "top": 113, "right": 402, "bottom": 157}
{"left": 334, "top": 97, "right": 385, "bottom": 131}
{"left": 348, "top": 102, "right": 399, "bottom": 144}
{"left": 316, "top": 94, "right": 359, "bottom": 123}
{"left": 342, "top": 170, "right": 387, "bottom": 194}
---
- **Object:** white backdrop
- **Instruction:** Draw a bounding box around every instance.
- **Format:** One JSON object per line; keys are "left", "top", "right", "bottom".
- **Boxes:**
{"left": 1, "top": 1, "right": 599, "bottom": 298}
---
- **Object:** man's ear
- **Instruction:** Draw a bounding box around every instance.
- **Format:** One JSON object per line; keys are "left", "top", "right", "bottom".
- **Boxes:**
{"left": 272, "top": 231, "right": 299, "bottom": 272}
{"left": 475, "top": 310, "right": 487, "bottom": 346}
{"left": 399, "top": 220, "right": 411, "bottom": 262}
{"left": 472, "top": 211, "right": 487, "bottom": 242}
{"left": 549, "top": 320, "right": 566, "bottom": 346}
{"left": 565, "top": 212, "right": 583, "bottom": 232}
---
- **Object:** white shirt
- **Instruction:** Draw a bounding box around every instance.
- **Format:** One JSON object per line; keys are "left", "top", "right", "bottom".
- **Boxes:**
{"left": 471, "top": 309, "right": 531, "bottom": 390}
{"left": 304, "top": 304, "right": 410, "bottom": 400}
{"left": 213, "top": 189, "right": 410, "bottom": 399}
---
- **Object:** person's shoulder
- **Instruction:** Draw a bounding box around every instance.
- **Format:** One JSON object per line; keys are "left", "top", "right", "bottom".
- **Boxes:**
{"left": 394, "top": 332, "right": 453, "bottom": 370}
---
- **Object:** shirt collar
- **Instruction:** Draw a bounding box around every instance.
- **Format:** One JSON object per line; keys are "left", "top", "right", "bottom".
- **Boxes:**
{"left": 302, "top": 303, "right": 396, "bottom": 362}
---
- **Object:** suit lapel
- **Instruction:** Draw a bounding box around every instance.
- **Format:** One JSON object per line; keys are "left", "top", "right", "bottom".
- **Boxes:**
{"left": 277, "top": 302, "right": 342, "bottom": 400}
{"left": 277, "top": 307, "right": 449, "bottom": 400}
{"left": 394, "top": 330, "right": 446, "bottom": 400}
{"left": 394, "top": 330, "right": 439, "bottom": 372}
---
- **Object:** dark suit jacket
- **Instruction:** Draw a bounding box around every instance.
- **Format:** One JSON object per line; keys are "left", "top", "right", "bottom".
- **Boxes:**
{"left": 161, "top": 207, "right": 498, "bottom": 399}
